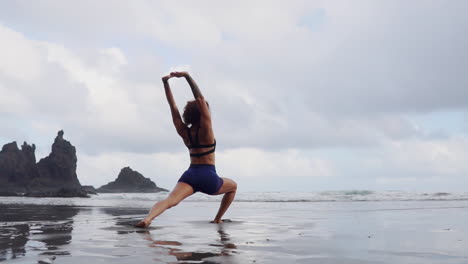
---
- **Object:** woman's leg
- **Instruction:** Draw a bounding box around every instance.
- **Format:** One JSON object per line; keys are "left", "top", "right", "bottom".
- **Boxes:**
{"left": 212, "top": 178, "right": 237, "bottom": 223}
{"left": 135, "top": 182, "right": 194, "bottom": 227}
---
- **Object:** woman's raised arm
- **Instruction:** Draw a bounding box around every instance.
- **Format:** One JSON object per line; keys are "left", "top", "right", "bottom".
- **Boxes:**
{"left": 162, "top": 74, "right": 186, "bottom": 136}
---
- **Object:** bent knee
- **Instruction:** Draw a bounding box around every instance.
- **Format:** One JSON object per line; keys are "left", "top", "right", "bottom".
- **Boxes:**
{"left": 227, "top": 179, "right": 237, "bottom": 192}
{"left": 232, "top": 181, "right": 238, "bottom": 191}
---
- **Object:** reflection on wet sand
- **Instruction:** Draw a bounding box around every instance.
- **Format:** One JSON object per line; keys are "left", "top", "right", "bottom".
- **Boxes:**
{"left": 0, "top": 204, "right": 79, "bottom": 261}
{"left": 109, "top": 216, "right": 238, "bottom": 264}
{"left": 1, "top": 205, "right": 241, "bottom": 263}
{"left": 32, "top": 220, "right": 74, "bottom": 256}
{"left": 0, "top": 224, "right": 29, "bottom": 260}
{"left": 142, "top": 225, "right": 238, "bottom": 264}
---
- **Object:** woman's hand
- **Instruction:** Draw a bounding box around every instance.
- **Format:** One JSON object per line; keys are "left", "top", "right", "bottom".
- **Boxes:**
{"left": 170, "top": 71, "right": 189, "bottom": 78}
{"left": 162, "top": 74, "right": 172, "bottom": 82}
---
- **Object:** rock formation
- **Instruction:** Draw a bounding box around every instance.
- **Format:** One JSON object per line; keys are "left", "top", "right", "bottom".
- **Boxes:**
{"left": 0, "top": 142, "right": 39, "bottom": 193}
{"left": 0, "top": 130, "right": 87, "bottom": 197}
{"left": 35, "top": 130, "right": 82, "bottom": 190}
{"left": 98, "top": 166, "right": 168, "bottom": 193}
{"left": 82, "top": 185, "right": 98, "bottom": 195}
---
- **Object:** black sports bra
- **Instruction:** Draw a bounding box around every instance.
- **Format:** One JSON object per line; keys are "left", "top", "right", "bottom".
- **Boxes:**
{"left": 186, "top": 126, "right": 216, "bottom": 157}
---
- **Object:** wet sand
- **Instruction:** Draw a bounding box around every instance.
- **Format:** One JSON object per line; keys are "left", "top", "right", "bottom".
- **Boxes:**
{"left": 1, "top": 201, "right": 468, "bottom": 263}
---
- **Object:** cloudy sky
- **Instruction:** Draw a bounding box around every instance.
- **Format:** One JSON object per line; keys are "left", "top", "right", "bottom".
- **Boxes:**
{"left": 1, "top": 1, "right": 467, "bottom": 192}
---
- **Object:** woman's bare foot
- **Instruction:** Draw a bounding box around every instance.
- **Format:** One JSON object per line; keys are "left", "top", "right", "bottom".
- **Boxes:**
{"left": 135, "top": 219, "right": 151, "bottom": 228}
{"left": 210, "top": 219, "right": 231, "bottom": 224}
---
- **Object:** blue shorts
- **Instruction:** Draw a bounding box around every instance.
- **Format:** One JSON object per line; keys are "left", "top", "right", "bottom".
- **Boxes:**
{"left": 178, "top": 164, "right": 224, "bottom": 195}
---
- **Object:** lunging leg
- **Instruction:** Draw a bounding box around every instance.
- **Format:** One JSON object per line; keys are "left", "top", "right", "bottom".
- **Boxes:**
{"left": 135, "top": 182, "right": 194, "bottom": 227}
{"left": 212, "top": 178, "right": 237, "bottom": 223}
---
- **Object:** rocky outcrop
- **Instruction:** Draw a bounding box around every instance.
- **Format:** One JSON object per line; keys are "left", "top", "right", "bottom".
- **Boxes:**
{"left": 0, "top": 130, "right": 87, "bottom": 197}
{"left": 82, "top": 185, "right": 98, "bottom": 195}
{"left": 98, "top": 167, "right": 168, "bottom": 193}
{"left": 0, "top": 142, "right": 39, "bottom": 193}
{"left": 35, "top": 130, "right": 82, "bottom": 191}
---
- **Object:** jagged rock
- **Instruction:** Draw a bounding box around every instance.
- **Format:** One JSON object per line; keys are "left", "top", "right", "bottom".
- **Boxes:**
{"left": 82, "top": 185, "right": 98, "bottom": 195}
{"left": 0, "top": 141, "right": 39, "bottom": 193}
{"left": 98, "top": 167, "right": 168, "bottom": 193}
{"left": 0, "top": 130, "right": 87, "bottom": 197}
{"left": 35, "top": 130, "right": 82, "bottom": 191}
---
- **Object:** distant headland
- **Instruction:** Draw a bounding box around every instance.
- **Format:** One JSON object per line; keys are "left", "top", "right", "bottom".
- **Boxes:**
{"left": 97, "top": 166, "right": 168, "bottom": 193}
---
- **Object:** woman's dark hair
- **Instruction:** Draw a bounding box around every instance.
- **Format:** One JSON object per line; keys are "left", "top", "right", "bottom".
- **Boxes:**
{"left": 182, "top": 100, "right": 209, "bottom": 126}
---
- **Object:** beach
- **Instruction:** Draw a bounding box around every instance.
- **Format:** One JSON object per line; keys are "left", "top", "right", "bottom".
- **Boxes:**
{"left": 1, "top": 193, "right": 468, "bottom": 263}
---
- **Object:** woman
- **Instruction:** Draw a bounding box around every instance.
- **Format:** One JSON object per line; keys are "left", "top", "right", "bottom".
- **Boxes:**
{"left": 135, "top": 71, "right": 237, "bottom": 227}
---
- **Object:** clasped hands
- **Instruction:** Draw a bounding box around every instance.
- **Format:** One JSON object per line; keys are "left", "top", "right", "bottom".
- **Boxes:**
{"left": 162, "top": 71, "right": 188, "bottom": 82}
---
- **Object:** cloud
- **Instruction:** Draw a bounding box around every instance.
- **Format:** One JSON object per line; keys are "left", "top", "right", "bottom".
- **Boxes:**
{"left": 323, "top": 136, "right": 468, "bottom": 191}
{"left": 0, "top": 25, "right": 41, "bottom": 81}
{"left": 3, "top": 1, "right": 468, "bottom": 117}
{"left": 0, "top": 23, "right": 177, "bottom": 154}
